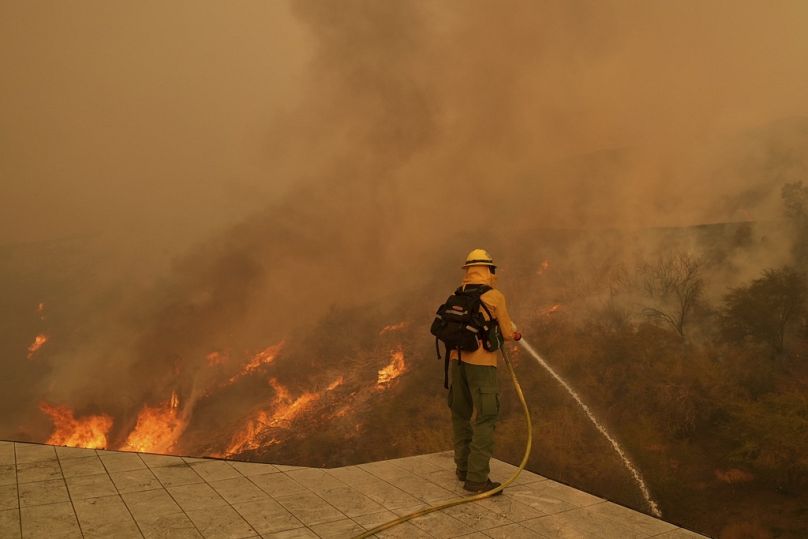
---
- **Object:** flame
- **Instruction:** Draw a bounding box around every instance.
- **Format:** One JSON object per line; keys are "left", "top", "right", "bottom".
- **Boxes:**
{"left": 379, "top": 321, "right": 408, "bottom": 335}
{"left": 266, "top": 379, "right": 320, "bottom": 425}
{"left": 39, "top": 403, "right": 113, "bottom": 449}
{"left": 536, "top": 259, "right": 551, "bottom": 275}
{"left": 218, "top": 376, "right": 343, "bottom": 457}
{"left": 36, "top": 302, "right": 46, "bottom": 320}
{"left": 227, "top": 340, "right": 284, "bottom": 383}
{"left": 120, "top": 391, "right": 186, "bottom": 454}
{"left": 27, "top": 334, "right": 48, "bottom": 359}
{"left": 219, "top": 410, "right": 274, "bottom": 455}
{"left": 377, "top": 346, "right": 406, "bottom": 386}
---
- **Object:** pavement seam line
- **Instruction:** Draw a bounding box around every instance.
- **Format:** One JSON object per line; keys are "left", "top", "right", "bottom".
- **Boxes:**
{"left": 94, "top": 448, "right": 145, "bottom": 538}
{"left": 13, "top": 443, "right": 22, "bottom": 539}
{"left": 271, "top": 470, "right": 354, "bottom": 528}
{"left": 240, "top": 471, "right": 311, "bottom": 533}
{"left": 54, "top": 444, "right": 86, "bottom": 538}
{"left": 184, "top": 459, "right": 263, "bottom": 535}
{"left": 366, "top": 460, "right": 467, "bottom": 538}
{"left": 161, "top": 455, "right": 263, "bottom": 536}
{"left": 272, "top": 491, "right": 345, "bottom": 528}
{"left": 134, "top": 451, "right": 206, "bottom": 538}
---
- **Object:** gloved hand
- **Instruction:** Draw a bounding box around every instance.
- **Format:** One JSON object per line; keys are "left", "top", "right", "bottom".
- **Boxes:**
{"left": 513, "top": 331, "right": 522, "bottom": 341}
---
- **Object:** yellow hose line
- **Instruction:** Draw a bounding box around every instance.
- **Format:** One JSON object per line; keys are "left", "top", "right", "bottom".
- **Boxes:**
{"left": 354, "top": 345, "right": 533, "bottom": 538}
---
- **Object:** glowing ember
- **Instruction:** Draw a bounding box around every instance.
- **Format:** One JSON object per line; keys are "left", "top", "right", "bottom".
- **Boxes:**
{"left": 120, "top": 391, "right": 186, "bottom": 454}
{"left": 36, "top": 302, "right": 46, "bottom": 320}
{"left": 219, "top": 376, "right": 343, "bottom": 457}
{"left": 540, "top": 304, "right": 562, "bottom": 316}
{"left": 206, "top": 351, "right": 227, "bottom": 366}
{"left": 39, "top": 403, "right": 113, "bottom": 449}
{"left": 377, "top": 346, "right": 406, "bottom": 386}
{"left": 536, "top": 259, "right": 551, "bottom": 275}
{"left": 228, "top": 340, "right": 285, "bottom": 383}
{"left": 379, "top": 321, "right": 408, "bottom": 335}
{"left": 715, "top": 468, "right": 754, "bottom": 484}
{"left": 27, "top": 334, "right": 48, "bottom": 359}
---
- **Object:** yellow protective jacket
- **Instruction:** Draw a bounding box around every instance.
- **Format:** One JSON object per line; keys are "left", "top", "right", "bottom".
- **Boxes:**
{"left": 449, "top": 266, "right": 517, "bottom": 367}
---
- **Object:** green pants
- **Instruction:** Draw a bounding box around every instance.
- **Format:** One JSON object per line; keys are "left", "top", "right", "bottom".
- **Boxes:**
{"left": 448, "top": 360, "right": 500, "bottom": 483}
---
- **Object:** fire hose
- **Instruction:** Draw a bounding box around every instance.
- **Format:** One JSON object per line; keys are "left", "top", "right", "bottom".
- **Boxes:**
{"left": 354, "top": 342, "right": 533, "bottom": 538}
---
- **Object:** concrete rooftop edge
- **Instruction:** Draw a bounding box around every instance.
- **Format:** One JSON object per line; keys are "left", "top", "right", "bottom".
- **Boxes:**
{"left": 0, "top": 439, "right": 709, "bottom": 538}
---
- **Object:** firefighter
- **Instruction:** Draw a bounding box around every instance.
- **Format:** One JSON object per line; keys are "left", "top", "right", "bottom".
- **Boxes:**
{"left": 449, "top": 249, "right": 521, "bottom": 494}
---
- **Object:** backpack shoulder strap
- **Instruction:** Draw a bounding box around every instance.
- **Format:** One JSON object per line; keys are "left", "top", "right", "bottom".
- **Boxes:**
{"left": 455, "top": 283, "right": 491, "bottom": 296}
{"left": 479, "top": 299, "right": 494, "bottom": 321}
{"left": 444, "top": 347, "right": 450, "bottom": 389}
{"left": 477, "top": 284, "right": 492, "bottom": 295}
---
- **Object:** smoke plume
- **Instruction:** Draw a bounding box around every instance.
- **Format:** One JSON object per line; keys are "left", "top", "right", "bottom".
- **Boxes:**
{"left": 2, "top": 0, "right": 808, "bottom": 451}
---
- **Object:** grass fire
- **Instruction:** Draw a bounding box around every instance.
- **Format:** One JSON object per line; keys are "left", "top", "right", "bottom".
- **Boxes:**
{"left": 3, "top": 2, "right": 808, "bottom": 537}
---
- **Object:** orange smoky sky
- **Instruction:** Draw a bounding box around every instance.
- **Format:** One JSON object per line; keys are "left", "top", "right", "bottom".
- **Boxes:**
{"left": 2, "top": 1, "right": 807, "bottom": 253}
{"left": 1, "top": 1, "right": 310, "bottom": 246}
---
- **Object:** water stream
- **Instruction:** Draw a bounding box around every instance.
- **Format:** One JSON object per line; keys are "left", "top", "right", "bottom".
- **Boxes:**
{"left": 519, "top": 338, "right": 662, "bottom": 517}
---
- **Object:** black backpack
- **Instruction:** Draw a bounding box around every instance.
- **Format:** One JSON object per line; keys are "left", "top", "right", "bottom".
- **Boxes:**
{"left": 430, "top": 284, "right": 502, "bottom": 388}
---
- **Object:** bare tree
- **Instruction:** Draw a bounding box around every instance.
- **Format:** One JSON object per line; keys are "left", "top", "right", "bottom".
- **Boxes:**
{"left": 638, "top": 253, "right": 705, "bottom": 338}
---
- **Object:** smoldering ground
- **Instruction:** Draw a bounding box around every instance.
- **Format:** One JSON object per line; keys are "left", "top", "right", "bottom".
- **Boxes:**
{"left": 2, "top": 0, "right": 808, "bottom": 475}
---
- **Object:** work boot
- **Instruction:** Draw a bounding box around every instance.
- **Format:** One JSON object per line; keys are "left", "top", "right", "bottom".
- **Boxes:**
{"left": 455, "top": 469, "right": 466, "bottom": 481}
{"left": 463, "top": 479, "right": 503, "bottom": 496}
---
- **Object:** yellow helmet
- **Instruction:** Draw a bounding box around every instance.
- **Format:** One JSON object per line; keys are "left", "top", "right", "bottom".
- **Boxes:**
{"left": 462, "top": 248, "right": 496, "bottom": 269}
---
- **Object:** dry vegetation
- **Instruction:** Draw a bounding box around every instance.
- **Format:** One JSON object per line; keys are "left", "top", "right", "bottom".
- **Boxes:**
{"left": 4, "top": 185, "right": 806, "bottom": 538}
{"left": 225, "top": 183, "right": 808, "bottom": 538}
